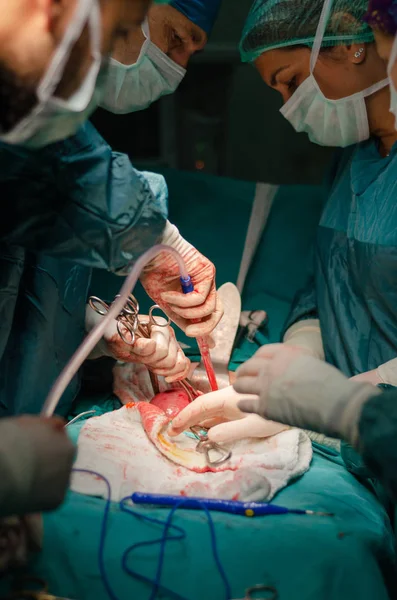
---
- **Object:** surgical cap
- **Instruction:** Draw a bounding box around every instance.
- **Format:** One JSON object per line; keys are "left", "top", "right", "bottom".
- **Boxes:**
{"left": 170, "top": 0, "right": 222, "bottom": 35}
{"left": 364, "top": 0, "right": 397, "bottom": 35}
{"left": 240, "top": 0, "right": 374, "bottom": 63}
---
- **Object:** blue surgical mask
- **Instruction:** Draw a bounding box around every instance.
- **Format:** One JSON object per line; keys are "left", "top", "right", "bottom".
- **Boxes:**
{"left": 100, "top": 20, "right": 186, "bottom": 114}
{"left": 0, "top": 0, "right": 103, "bottom": 149}
{"left": 280, "top": 0, "right": 388, "bottom": 147}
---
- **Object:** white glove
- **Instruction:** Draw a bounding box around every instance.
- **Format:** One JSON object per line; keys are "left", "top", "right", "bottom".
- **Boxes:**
{"left": 85, "top": 305, "right": 190, "bottom": 383}
{"left": 234, "top": 344, "right": 379, "bottom": 448}
{"left": 140, "top": 222, "right": 224, "bottom": 337}
{"left": 167, "top": 385, "right": 288, "bottom": 443}
{"left": 351, "top": 357, "right": 397, "bottom": 386}
{"left": 283, "top": 319, "right": 325, "bottom": 360}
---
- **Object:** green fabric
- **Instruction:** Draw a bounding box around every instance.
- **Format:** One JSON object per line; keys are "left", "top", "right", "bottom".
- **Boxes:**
{"left": 240, "top": 0, "right": 374, "bottom": 63}
{"left": 34, "top": 170, "right": 396, "bottom": 600}
{"left": 32, "top": 445, "right": 397, "bottom": 600}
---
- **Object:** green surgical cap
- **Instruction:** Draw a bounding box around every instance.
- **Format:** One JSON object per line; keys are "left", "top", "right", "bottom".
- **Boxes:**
{"left": 240, "top": 0, "right": 374, "bottom": 63}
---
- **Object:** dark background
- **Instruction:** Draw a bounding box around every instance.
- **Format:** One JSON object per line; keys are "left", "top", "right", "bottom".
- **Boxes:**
{"left": 91, "top": 0, "right": 335, "bottom": 185}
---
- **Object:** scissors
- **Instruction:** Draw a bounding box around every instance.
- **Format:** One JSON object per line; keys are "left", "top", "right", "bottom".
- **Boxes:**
{"left": 88, "top": 294, "right": 171, "bottom": 346}
{"left": 89, "top": 293, "right": 201, "bottom": 399}
{"left": 6, "top": 576, "right": 74, "bottom": 600}
{"left": 234, "top": 585, "right": 278, "bottom": 600}
{"left": 189, "top": 425, "right": 232, "bottom": 466}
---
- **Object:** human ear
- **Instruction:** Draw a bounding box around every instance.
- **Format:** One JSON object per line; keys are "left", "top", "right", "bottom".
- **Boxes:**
{"left": 348, "top": 43, "right": 367, "bottom": 65}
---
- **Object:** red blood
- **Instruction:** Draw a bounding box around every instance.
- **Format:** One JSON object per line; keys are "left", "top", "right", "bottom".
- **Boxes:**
{"left": 150, "top": 389, "right": 190, "bottom": 418}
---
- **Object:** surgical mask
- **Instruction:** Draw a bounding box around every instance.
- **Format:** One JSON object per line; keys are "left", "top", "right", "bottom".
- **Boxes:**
{"left": 280, "top": 0, "right": 389, "bottom": 147}
{"left": 100, "top": 20, "right": 186, "bottom": 114}
{"left": 388, "top": 34, "right": 397, "bottom": 129}
{"left": 0, "top": 0, "right": 103, "bottom": 149}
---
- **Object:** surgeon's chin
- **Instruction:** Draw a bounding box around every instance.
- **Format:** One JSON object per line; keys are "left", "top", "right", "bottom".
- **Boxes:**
{"left": 0, "top": 61, "right": 37, "bottom": 134}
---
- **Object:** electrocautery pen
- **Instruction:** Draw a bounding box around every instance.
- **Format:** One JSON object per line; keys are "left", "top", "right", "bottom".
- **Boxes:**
{"left": 132, "top": 492, "right": 334, "bottom": 518}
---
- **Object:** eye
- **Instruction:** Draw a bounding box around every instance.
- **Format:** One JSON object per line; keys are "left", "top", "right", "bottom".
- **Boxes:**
{"left": 114, "top": 27, "right": 130, "bottom": 41}
{"left": 171, "top": 30, "right": 183, "bottom": 47}
{"left": 287, "top": 76, "right": 297, "bottom": 92}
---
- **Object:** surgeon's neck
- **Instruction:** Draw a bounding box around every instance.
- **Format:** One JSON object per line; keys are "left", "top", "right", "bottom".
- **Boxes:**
{"left": 367, "top": 86, "right": 397, "bottom": 157}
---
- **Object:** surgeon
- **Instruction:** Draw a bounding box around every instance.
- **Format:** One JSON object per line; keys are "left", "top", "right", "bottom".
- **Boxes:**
{"left": 0, "top": 0, "right": 223, "bottom": 526}
{"left": 0, "top": 0, "right": 157, "bottom": 523}
{"left": 0, "top": 0, "right": 151, "bottom": 148}
{"left": 170, "top": 0, "right": 397, "bottom": 445}
{"left": 101, "top": 0, "right": 220, "bottom": 113}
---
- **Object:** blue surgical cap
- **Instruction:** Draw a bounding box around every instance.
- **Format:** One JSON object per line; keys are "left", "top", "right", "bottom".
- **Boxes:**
{"left": 170, "top": 0, "right": 222, "bottom": 35}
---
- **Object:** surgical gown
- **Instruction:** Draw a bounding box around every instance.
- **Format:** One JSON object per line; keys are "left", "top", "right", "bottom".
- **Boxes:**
{"left": 285, "top": 139, "right": 397, "bottom": 377}
{"left": 0, "top": 123, "right": 168, "bottom": 416}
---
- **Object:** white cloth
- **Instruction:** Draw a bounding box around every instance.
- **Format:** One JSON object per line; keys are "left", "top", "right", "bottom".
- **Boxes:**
{"left": 71, "top": 405, "right": 312, "bottom": 503}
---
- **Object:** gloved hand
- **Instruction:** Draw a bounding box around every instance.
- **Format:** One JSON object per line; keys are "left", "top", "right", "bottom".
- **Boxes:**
{"left": 350, "top": 370, "right": 383, "bottom": 385}
{"left": 234, "top": 345, "right": 379, "bottom": 448}
{"left": 351, "top": 357, "right": 397, "bottom": 386}
{"left": 0, "top": 416, "right": 76, "bottom": 516}
{"left": 140, "top": 222, "right": 224, "bottom": 338}
{"left": 168, "top": 385, "right": 288, "bottom": 443}
{"left": 86, "top": 305, "right": 190, "bottom": 383}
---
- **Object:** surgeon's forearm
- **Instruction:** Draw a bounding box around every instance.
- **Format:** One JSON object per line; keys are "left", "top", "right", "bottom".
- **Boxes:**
{"left": 0, "top": 123, "right": 168, "bottom": 272}
{"left": 283, "top": 319, "right": 325, "bottom": 360}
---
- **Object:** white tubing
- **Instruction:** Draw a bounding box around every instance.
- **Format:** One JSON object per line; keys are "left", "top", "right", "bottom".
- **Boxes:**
{"left": 41, "top": 245, "right": 189, "bottom": 417}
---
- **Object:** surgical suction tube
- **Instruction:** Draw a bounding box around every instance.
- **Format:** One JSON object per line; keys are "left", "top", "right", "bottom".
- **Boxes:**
{"left": 41, "top": 245, "right": 189, "bottom": 418}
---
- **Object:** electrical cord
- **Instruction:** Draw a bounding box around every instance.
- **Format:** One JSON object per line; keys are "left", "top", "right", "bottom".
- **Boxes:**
{"left": 72, "top": 469, "right": 232, "bottom": 600}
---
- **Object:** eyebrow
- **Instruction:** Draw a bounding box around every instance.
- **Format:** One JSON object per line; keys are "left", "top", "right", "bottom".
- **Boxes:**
{"left": 270, "top": 65, "right": 290, "bottom": 87}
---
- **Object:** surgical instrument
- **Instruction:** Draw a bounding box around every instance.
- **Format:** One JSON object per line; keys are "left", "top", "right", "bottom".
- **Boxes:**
{"left": 180, "top": 275, "right": 219, "bottom": 391}
{"left": 131, "top": 492, "right": 335, "bottom": 518}
{"left": 42, "top": 245, "right": 191, "bottom": 417}
{"left": 189, "top": 425, "right": 232, "bottom": 466}
{"left": 88, "top": 294, "right": 171, "bottom": 346}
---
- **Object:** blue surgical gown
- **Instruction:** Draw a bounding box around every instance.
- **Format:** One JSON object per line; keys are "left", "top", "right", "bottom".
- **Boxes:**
{"left": 285, "top": 139, "right": 397, "bottom": 377}
{"left": 0, "top": 123, "right": 168, "bottom": 416}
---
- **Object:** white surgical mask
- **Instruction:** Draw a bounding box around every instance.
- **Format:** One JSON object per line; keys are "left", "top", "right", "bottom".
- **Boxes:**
{"left": 100, "top": 20, "right": 186, "bottom": 114}
{"left": 280, "top": 0, "right": 389, "bottom": 147}
{"left": 0, "top": 0, "right": 103, "bottom": 148}
{"left": 388, "top": 34, "right": 397, "bottom": 129}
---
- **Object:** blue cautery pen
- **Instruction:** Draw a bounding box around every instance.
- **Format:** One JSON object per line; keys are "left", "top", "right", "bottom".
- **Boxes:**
{"left": 131, "top": 492, "right": 334, "bottom": 518}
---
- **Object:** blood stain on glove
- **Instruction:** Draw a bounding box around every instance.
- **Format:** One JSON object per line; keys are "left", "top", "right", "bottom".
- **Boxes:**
{"left": 150, "top": 389, "right": 190, "bottom": 418}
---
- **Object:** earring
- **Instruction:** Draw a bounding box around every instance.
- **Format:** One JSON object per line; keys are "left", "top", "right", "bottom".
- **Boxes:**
{"left": 354, "top": 48, "right": 364, "bottom": 59}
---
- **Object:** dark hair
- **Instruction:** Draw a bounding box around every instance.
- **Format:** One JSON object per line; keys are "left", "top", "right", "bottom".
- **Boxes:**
{"left": 0, "top": 62, "right": 37, "bottom": 134}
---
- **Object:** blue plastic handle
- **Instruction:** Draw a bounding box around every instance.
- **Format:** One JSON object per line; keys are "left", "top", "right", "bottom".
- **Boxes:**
{"left": 131, "top": 492, "right": 291, "bottom": 516}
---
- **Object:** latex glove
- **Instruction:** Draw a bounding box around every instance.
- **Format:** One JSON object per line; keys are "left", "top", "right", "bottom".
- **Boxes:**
{"left": 140, "top": 222, "right": 223, "bottom": 337}
{"left": 283, "top": 319, "right": 325, "bottom": 360}
{"left": 86, "top": 305, "right": 190, "bottom": 383}
{"left": 234, "top": 345, "right": 379, "bottom": 448}
{"left": 351, "top": 357, "right": 397, "bottom": 386}
{"left": 168, "top": 385, "right": 288, "bottom": 443}
{"left": 0, "top": 416, "right": 75, "bottom": 516}
{"left": 350, "top": 370, "right": 383, "bottom": 386}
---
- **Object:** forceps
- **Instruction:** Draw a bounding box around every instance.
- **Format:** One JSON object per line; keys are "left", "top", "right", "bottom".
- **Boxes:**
{"left": 89, "top": 294, "right": 171, "bottom": 346}
{"left": 89, "top": 294, "right": 200, "bottom": 399}
{"left": 190, "top": 425, "right": 232, "bottom": 466}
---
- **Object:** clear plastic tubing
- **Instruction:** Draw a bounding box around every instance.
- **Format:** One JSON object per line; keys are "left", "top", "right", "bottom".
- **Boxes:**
{"left": 41, "top": 245, "right": 189, "bottom": 418}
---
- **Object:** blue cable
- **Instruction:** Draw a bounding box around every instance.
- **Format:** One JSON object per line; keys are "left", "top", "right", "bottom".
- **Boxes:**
{"left": 72, "top": 469, "right": 120, "bottom": 600}
{"left": 73, "top": 469, "right": 232, "bottom": 600}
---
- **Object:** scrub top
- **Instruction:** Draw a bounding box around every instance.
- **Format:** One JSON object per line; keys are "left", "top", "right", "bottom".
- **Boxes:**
{"left": 285, "top": 139, "right": 397, "bottom": 377}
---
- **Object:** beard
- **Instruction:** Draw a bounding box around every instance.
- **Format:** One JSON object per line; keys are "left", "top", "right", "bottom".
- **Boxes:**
{"left": 0, "top": 61, "right": 37, "bottom": 134}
